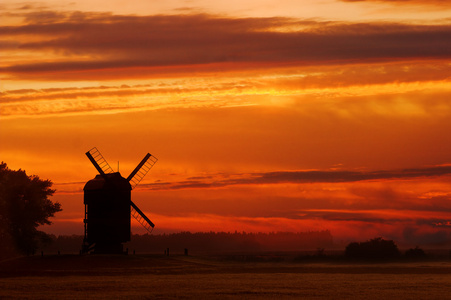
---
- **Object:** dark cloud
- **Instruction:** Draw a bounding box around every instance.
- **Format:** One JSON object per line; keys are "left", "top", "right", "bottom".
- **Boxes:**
{"left": 22, "top": 10, "right": 68, "bottom": 24}
{"left": 143, "top": 165, "right": 451, "bottom": 190}
{"left": 402, "top": 226, "right": 451, "bottom": 246}
{"left": 1, "top": 12, "right": 451, "bottom": 78}
{"left": 417, "top": 219, "right": 451, "bottom": 227}
{"left": 340, "top": 0, "right": 451, "bottom": 6}
{"left": 295, "top": 210, "right": 405, "bottom": 223}
{"left": 296, "top": 211, "right": 451, "bottom": 227}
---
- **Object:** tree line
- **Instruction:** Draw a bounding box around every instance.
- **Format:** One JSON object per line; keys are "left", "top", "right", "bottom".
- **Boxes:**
{"left": 40, "top": 230, "right": 334, "bottom": 254}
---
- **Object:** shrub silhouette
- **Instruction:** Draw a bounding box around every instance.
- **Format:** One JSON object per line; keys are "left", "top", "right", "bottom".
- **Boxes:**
{"left": 405, "top": 246, "right": 426, "bottom": 259}
{"left": 345, "top": 237, "right": 400, "bottom": 260}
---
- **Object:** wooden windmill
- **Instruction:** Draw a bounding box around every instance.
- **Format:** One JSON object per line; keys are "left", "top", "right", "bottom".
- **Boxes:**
{"left": 82, "top": 147, "right": 157, "bottom": 254}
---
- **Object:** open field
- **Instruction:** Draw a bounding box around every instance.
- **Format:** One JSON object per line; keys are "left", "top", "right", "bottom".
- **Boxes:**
{"left": 1, "top": 254, "right": 451, "bottom": 299}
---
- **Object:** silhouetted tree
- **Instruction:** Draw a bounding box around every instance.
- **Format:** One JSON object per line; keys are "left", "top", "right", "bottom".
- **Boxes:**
{"left": 345, "top": 237, "right": 400, "bottom": 260}
{"left": 0, "top": 162, "right": 61, "bottom": 256}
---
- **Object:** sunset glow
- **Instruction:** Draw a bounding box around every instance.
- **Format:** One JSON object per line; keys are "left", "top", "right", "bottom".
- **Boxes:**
{"left": 1, "top": 0, "right": 451, "bottom": 246}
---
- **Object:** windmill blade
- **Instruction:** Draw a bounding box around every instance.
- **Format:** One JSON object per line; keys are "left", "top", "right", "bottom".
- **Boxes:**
{"left": 86, "top": 147, "right": 114, "bottom": 175}
{"left": 127, "top": 153, "right": 158, "bottom": 189}
{"left": 131, "top": 200, "right": 155, "bottom": 233}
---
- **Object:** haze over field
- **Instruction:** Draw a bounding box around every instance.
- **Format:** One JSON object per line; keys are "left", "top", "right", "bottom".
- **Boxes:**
{"left": 1, "top": 0, "right": 451, "bottom": 246}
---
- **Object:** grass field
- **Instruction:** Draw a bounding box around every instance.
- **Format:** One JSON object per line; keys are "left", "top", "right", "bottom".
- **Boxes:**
{"left": 1, "top": 254, "right": 451, "bottom": 299}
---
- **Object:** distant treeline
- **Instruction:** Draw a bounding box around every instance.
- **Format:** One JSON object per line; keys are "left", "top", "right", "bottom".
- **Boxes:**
{"left": 39, "top": 231, "right": 334, "bottom": 254}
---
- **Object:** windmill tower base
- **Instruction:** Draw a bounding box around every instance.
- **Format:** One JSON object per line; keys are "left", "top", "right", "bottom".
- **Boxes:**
{"left": 82, "top": 242, "right": 127, "bottom": 254}
{"left": 93, "top": 242, "right": 126, "bottom": 254}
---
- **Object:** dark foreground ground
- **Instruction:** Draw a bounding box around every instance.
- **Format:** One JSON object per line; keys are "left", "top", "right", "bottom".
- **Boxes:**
{"left": 1, "top": 253, "right": 451, "bottom": 299}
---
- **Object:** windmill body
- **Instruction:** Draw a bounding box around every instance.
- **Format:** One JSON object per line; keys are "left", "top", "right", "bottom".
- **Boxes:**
{"left": 84, "top": 172, "right": 131, "bottom": 253}
{"left": 82, "top": 148, "right": 157, "bottom": 254}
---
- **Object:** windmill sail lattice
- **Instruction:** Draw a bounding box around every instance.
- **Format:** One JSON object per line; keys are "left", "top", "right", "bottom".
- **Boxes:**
{"left": 127, "top": 153, "right": 158, "bottom": 189}
{"left": 86, "top": 147, "right": 114, "bottom": 175}
{"left": 127, "top": 153, "right": 157, "bottom": 233}
{"left": 131, "top": 201, "right": 155, "bottom": 233}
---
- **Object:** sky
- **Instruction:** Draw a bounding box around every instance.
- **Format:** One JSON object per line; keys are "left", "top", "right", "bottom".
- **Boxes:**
{"left": 1, "top": 0, "right": 451, "bottom": 246}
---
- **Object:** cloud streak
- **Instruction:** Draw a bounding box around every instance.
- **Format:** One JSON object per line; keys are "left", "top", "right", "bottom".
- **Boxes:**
{"left": 1, "top": 12, "right": 451, "bottom": 80}
{"left": 3, "top": 61, "right": 451, "bottom": 100}
{"left": 143, "top": 165, "right": 451, "bottom": 190}
{"left": 2, "top": 60, "right": 451, "bottom": 119}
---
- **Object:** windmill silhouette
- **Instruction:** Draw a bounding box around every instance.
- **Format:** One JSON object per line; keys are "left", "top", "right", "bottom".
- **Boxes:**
{"left": 82, "top": 147, "right": 157, "bottom": 254}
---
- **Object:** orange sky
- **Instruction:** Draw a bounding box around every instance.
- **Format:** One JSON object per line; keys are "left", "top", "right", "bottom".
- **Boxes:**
{"left": 1, "top": 0, "right": 451, "bottom": 246}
